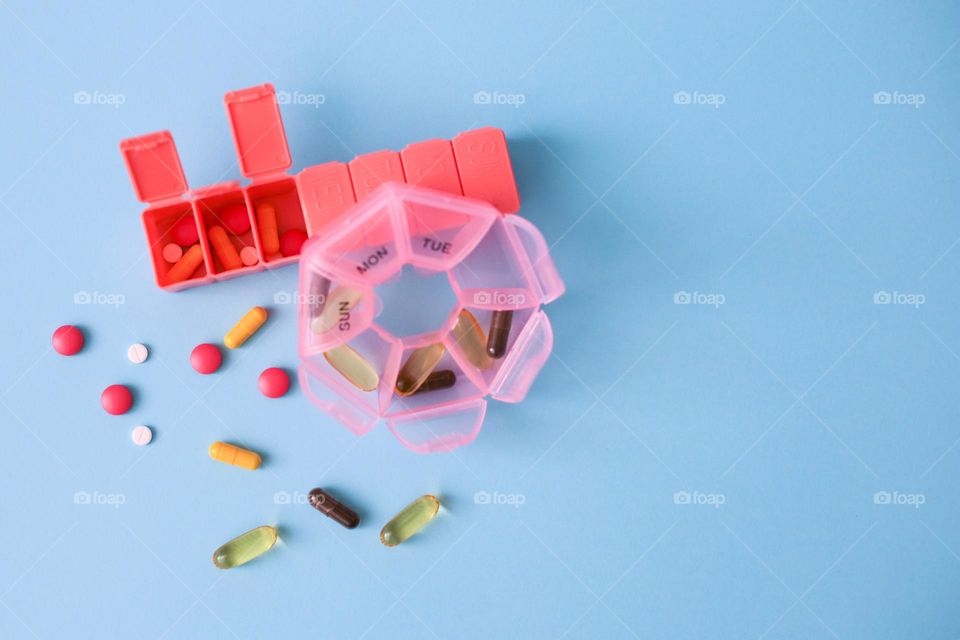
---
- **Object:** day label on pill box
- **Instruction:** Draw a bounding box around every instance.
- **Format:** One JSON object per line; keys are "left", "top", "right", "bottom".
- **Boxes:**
{"left": 357, "top": 247, "right": 390, "bottom": 274}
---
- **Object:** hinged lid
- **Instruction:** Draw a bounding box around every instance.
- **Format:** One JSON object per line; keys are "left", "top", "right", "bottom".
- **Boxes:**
{"left": 224, "top": 83, "right": 292, "bottom": 179}
{"left": 120, "top": 130, "right": 189, "bottom": 203}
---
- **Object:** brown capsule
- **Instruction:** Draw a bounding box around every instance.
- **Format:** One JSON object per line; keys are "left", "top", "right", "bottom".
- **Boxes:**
{"left": 486, "top": 310, "right": 514, "bottom": 358}
{"left": 308, "top": 488, "right": 360, "bottom": 529}
{"left": 411, "top": 370, "right": 456, "bottom": 395}
{"left": 395, "top": 343, "right": 445, "bottom": 396}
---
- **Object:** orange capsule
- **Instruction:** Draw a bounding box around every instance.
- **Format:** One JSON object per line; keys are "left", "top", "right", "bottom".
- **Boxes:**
{"left": 208, "top": 225, "right": 242, "bottom": 271}
{"left": 257, "top": 204, "right": 280, "bottom": 256}
{"left": 166, "top": 243, "right": 204, "bottom": 283}
{"left": 208, "top": 441, "right": 261, "bottom": 470}
{"left": 224, "top": 306, "right": 268, "bottom": 349}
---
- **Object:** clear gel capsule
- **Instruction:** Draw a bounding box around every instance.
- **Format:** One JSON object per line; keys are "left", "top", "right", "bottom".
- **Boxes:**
{"left": 380, "top": 495, "right": 440, "bottom": 547}
{"left": 411, "top": 370, "right": 456, "bottom": 395}
{"left": 212, "top": 525, "right": 277, "bottom": 569}
{"left": 311, "top": 286, "right": 363, "bottom": 334}
{"left": 452, "top": 310, "right": 492, "bottom": 370}
{"left": 486, "top": 310, "right": 514, "bottom": 359}
{"left": 323, "top": 344, "right": 380, "bottom": 392}
{"left": 395, "top": 343, "right": 445, "bottom": 396}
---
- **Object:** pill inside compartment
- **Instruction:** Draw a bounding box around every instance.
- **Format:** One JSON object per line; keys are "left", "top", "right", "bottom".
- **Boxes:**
{"left": 193, "top": 189, "right": 260, "bottom": 276}
{"left": 442, "top": 306, "right": 538, "bottom": 393}
{"left": 300, "top": 270, "right": 377, "bottom": 357}
{"left": 245, "top": 178, "right": 307, "bottom": 265}
{"left": 305, "top": 326, "right": 398, "bottom": 417}
{"left": 142, "top": 203, "right": 210, "bottom": 287}
{"left": 388, "top": 335, "right": 484, "bottom": 415}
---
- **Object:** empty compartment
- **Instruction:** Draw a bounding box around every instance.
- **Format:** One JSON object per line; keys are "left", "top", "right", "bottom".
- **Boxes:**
{"left": 194, "top": 186, "right": 261, "bottom": 277}
{"left": 386, "top": 398, "right": 487, "bottom": 453}
{"left": 245, "top": 177, "right": 307, "bottom": 266}
{"left": 401, "top": 186, "right": 496, "bottom": 271}
{"left": 142, "top": 203, "right": 212, "bottom": 288}
{"left": 300, "top": 362, "right": 379, "bottom": 436}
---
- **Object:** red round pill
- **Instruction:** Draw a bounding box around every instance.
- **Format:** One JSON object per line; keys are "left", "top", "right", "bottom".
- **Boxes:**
{"left": 258, "top": 367, "right": 289, "bottom": 398}
{"left": 52, "top": 325, "right": 84, "bottom": 356}
{"left": 101, "top": 384, "right": 133, "bottom": 415}
{"left": 190, "top": 343, "right": 222, "bottom": 374}
{"left": 171, "top": 217, "right": 199, "bottom": 246}
{"left": 279, "top": 229, "right": 308, "bottom": 257}
{"left": 222, "top": 203, "right": 251, "bottom": 235}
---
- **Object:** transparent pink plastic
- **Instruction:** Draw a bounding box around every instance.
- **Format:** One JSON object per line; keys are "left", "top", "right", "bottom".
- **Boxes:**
{"left": 298, "top": 182, "right": 564, "bottom": 453}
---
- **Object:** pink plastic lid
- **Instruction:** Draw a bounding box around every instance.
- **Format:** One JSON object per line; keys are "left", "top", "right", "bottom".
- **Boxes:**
{"left": 120, "top": 131, "right": 189, "bottom": 203}
{"left": 224, "top": 83, "right": 292, "bottom": 179}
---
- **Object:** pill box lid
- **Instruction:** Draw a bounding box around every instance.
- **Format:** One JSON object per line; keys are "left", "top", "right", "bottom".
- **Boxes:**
{"left": 120, "top": 131, "right": 189, "bottom": 203}
{"left": 224, "top": 83, "right": 292, "bottom": 179}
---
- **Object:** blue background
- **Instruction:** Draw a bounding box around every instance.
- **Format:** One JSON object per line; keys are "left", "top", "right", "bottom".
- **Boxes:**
{"left": 1, "top": 1, "right": 959, "bottom": 638}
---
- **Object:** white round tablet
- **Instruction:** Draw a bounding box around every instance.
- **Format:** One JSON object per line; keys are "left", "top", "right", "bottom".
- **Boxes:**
{"left": 127, "top": 343, "right": 149, "bottom": 364}
{"left": 131, "top": 425, "right": 153, "bottom": 446}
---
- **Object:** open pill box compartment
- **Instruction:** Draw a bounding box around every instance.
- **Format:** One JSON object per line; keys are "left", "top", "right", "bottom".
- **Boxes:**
{"left": 298, "top": 182, "right": 564, "bottom": 453}
{"left": 120, "top": 83, "right": 520, "bottom": 291}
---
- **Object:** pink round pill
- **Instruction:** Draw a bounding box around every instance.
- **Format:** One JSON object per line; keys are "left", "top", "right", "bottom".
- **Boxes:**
{"left": 101, "top": 384, "right": 133, "bottom": 415}
{"left": 258, "top": 367, "right": 289, "bottom": 398}
{"left": 280, "top": 229, "right": 308, "bottom": 257}
{"left": 171, "top": 217, "right": 199, "bottom": 246}
{"left": 190, "top": 343, "right": 221, "bottom": 374}
{"left": 162, "top": 243, "right": 183, "bottom": 263}
{"left": 52, "top": 325, "right": 84, "bottom": 356}
{"left": 222, "top": 203, "right": 251, "bottom": 235}
{"left": 240, "top": 246, "right": 259, "bottom": 267}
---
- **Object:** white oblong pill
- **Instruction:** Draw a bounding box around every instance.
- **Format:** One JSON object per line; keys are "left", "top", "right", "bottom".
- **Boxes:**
{"left": 131, "top": 425, "right": 153, "bottom": 446}
{"left": 127, "top": 343, "right": 149, "bottom": 364}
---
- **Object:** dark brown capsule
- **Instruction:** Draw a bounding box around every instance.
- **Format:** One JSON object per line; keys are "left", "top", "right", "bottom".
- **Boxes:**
{"left": 308, "top": 488, "right": 360, "bottom": 529}
{"left": 486, "top": 310, "right": 514, "bottom": 358}
{"left": 411, "top": 369, "right": 456, "bottom": 395}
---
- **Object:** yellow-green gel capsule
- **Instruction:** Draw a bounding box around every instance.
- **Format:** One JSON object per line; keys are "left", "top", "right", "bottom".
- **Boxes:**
{"left": 380, "top": 495, "right": 440, "bottom": 547}
{"left": 212, "top": 525, "right": 278, "bottom": 569}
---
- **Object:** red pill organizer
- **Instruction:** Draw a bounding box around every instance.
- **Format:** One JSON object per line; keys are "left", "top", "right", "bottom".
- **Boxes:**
{"left": 120, "top": 83, "right": 522, "bottom": 290}
{"left": 298, "top": 182, "right": 564, "bottom": 453}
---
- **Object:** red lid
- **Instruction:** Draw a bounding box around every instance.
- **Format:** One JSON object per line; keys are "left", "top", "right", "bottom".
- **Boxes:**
{"left": 224, "top": 83, "right": 292, "bottom": 179}
{"left": 120, "top": 131, "right": 188, "bottom": 203}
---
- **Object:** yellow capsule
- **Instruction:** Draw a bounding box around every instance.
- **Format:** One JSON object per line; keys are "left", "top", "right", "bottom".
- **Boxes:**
{"left": 380, "top": 495, "right": 440, "bottom": 547}
{"left": 323, "top": 344, "right": 379, "bottom": 392}
{"left": 224, "top": 306, "right": 268, "bottom": 349}
{"left": 212, "top": 525, "right": 277, "bottom": 569}
{"left": 452, "top": 310, "right": 492, "bottom": 370}
{"left": 395, "top": 343, "right": 445, "bottom": 396}
{"left": 311, "top": 286, "right": 363, "bottom": 334}
{"left": 209, "top": 441, "right": 262, "bottom": 470}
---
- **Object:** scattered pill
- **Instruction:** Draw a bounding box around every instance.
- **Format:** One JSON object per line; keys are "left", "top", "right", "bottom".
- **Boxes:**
{"left": 162, "top": 243, "right": 183, "bottom": 263}
{"left": 486, "top": 310, "right": 514, "bottom": 359}
{"left": 323, "top": 344, "right": 379, "bottom": 392}
{"left": 396, "top": 343, "right": 445, "bottom": 396}
{"left": 127, "top": 343, "right": 149, "bottom": 364}
{"left": 208, "top": 225, "right": 243, "bottom": 271}
{"left": 209, "top": 441, "right": 262, "bottom": 470}
{"left": 52, "top": 325, "right": 84, "bottom": 356}
{"left": 411, "top": 370, "right": 456, "bottom": 395}
{"left": 212, "top": 525, "right": 277, "bottom": 569}
{"left": 224, "top": 306, "right": 268, "bottom": 349}
{"left": 258, "top": 367, "right": 289, "bottom": 398}
{"left": 380, "top": 495, "right": 440, "bottom": 547}
{"left": 311, "top": 286, "right": 363, "bottom": 334}
{"left": 256, "top": 204, "right": 280, "bottom": 256}
{"left": 171, "top": 216, "right": 199, "bottom": 246}
{"left": 131, "top": 425, "right": 153, "bottom": 446}
{"left": 101, "top": 384, "right": 133, "bottom": 416}
{"left": 166, "top": 244, "right": 204, "bottom": 283}
{"left": 308, "top": 488, "right": 360, "bottom": 529}
{"left": 221, "top": 203, "right": 251, "bottom": 235}
{"left": 240, "top": 246, "right": 259, "bottom": 267}
{"left": 190, "top": 343, "right": 222, "bottom": 374}
{"left": 279, "top": 228, "right": 308, "bottom": 257}
{"left": 452, "top": 310, "right": 492, "bottom": 370}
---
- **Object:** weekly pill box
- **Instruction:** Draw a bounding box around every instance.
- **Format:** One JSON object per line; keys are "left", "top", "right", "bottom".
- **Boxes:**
{"left": 298, "top": 182, "right": 564, "bottom": 453}
{"left": 119, "top": 83, "right": 520, "bottom": 291}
